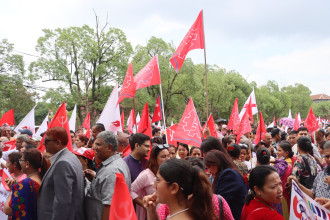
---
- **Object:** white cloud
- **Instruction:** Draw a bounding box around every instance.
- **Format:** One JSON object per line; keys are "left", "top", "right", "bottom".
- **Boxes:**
{"left": 249, "top": 40, "right": 330, "bottom": 94}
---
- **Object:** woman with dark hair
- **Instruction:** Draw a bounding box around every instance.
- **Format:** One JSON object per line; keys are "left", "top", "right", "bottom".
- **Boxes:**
{"left": 291, "top": 136, "right": 321, "bottom": 189}
{"left": 200, "top": 137, "right": 227, "bottom": 155}
{"left": 204, "top": 150, "right": 247, "bottom": 220}
{"left": 189, "top": 146, "right": 201, "bottom": 158}
{"left": 177, "top": 143, "right": 189, "bottom": 159}
{"left": 5, "top": 153, "right": 26, "bottom": 183}
{"left": 157, "top": 157, "right": 235, "bottom": 220}
{"left": 256, "top": 147, "right": 292, "bottom": 219}
{"left": 4, "top": 149, "right": 47, "bottom": 220}
{"left": 74, "top": 134, "right": 89, "bottom": 148}
{"left": 228, "top": 144, "right": 248, "bottom": 176}
{"left": 241, "top": 165, "right": 284, "bottom": 220}
{"left": 276, "top": 141, "right": 295, "bottom": 166}
{"left": 143, "top": 159, "right": 217, "bottom": 220}
{"left": 168, "top": 144, "right": 177, "bottom": 159}
{"left": 131, "top": 144, "right": 170, "bottom": 220}
{"left": 222, "top": 136, "right": 235, "bottom": 150}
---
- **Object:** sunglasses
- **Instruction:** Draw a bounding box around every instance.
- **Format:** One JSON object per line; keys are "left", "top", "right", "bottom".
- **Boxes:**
{"left": 157, "top": 144, "right": 169, "bottom": 149}
{"left": 44, "top": 139, "right": 59, "bottom": 145}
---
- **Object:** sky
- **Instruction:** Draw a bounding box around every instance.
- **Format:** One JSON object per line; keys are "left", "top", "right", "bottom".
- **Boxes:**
{"left": 1, "top": 0, "right": 330, "bottom": 95}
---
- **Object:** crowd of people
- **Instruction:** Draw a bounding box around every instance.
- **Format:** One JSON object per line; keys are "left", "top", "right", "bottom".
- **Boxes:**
{"left": 0, "top": 120, "right": 329, "bottom": 220}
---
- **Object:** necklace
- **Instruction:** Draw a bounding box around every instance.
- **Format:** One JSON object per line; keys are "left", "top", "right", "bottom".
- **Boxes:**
{"left": 167, "top": 208, "right": 189, "bottom": 218}
{"left": 254, "top": 198, "right": 274, "bottom": 211}
{"left": 27, "top": 172, "right": 39, "bottom": 178}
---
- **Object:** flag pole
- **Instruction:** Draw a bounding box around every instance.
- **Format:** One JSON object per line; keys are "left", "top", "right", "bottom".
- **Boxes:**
{"left": 156, "top": 54, "right": 168, "bottom": 144}
{"left": 159, "top": 84, "right": 168, "bottom": 144}
{"left": 133, "top": 98, "right": 137, "bottom": 131}
{"left": 202, "top": 10, "right": 208, "bottom": 121}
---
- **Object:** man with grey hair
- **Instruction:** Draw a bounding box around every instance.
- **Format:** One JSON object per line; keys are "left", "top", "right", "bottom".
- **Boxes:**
{"left": 2, "top": 134, "right": 30, "bottom": 161}
{"left": 84, "top": 131, "right": 131, "bottom": 220}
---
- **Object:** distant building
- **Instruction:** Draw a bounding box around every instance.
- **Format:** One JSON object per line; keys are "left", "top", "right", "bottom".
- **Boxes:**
{"left": 310, "top": 93, "right": 330, "bottom": 103}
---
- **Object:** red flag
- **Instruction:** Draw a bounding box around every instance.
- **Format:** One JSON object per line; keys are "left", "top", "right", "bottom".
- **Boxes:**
{"left": 246, "top": 97, "right": 254, "bottom": 123}
{"left": 304, "top": 106, "right": 318, "bottom": 133}
{"left": 166, "top": 124, "right": 178, "bottom": 146}
{"left": 0, "top": 109, "right": 15, "bottom": 126}
{"left": 173, "top": 98, "right": 202, "bottom": 147}
{"left": 109, "top": 173, "right": 137, "bottom": 220}
{"left": 273, "top": 116, "right": 276, "bottom": 126}
{"left": 227, "top": 98, "right": 240, "bottom": 135}
{"left": 236, "top": 111, "right": 252, "bottom": 144}
{"left": 202, "top": 114, "right": 218, "bottom": 138}
{"left": 170, "top": 10, "right": 204, "bottom": 72}
{"left": 118, "top": 62, "right": 136, "bottom": 104}
{"left": 82, "top": 112, "right": 91, "bottom": 138}
{"left": 134, "top": 56, "right": 161, "bottom": 90}
{"left": 121, "top": 111, "right": 124, "bottom": 130}
{"left": 127, "top": 109, "right": 136, "bottom": 134}
{"left": 152, "top": 94, "right": 162, "bottom": 123}
{"left": 2, "top": 140, "right": 16, "bottom": 151}
{"left": 82, "top": 112, "right": 90, "bottom": 129}
{"left": 293, "top": 113, "right": 300, "bottom": 131}
{"left": 255, "top": 111, "right": 266, "bottom": 145}
{"left": 1, "top": 169, "right": 13, "bottom": 191}
{"left": 137, "top": 103, "right": 152, "bottom": 138}
{"left": 39, "top": 102, "right": 72, "bottom": 153}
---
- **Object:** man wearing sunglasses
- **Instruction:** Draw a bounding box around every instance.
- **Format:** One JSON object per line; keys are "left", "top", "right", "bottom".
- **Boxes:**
{"left": 38, "top": 127, "right": 85, "bottom": 220}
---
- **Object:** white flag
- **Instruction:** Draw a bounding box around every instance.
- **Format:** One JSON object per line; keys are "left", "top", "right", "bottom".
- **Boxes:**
{"left": 298, "top": 112, "right": 301, "bottom": 122}
{"left": 69, "top": 104, "right": 77, "bottom": 131}
{"left": 97, "top": 84, "right": 122, "bottom": 134}
{"left": 14, "top": 105, "right": 36, "bottom": 135}
{"left": 288, "top": 109, "right": 292, "bottom": 119}
{"left": 239, "top": 88, "right": 258, "bottom": 119}
{"left": 136, "top": 113, "right": 141, "bottom": 130}
{"left": 35, "top": 114, "right": 49, "bottom": 137}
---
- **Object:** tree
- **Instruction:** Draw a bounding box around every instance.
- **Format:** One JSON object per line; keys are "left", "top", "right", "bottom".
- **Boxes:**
{"left": 29, "top": 17, "right": 133, "bottom": 124}
{"left": 0, "top": 39, "right": 36, "bottom": 123}
{"left": 282, "top": 83, "right": 312, "bottom": 117}
{"left": 312, "top": 101, "right": 330, "bottom": 118}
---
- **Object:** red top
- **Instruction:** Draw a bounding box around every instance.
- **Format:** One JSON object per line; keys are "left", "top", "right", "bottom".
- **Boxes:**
{"left": 241, "top": 197, "right": 284, "bottom": 220}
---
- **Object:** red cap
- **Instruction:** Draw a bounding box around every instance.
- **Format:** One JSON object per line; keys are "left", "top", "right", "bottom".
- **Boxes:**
{"left": 72, "top": 147, "right": 95, "bottom": 161}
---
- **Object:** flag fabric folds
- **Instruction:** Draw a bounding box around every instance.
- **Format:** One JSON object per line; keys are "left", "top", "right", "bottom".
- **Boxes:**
{"left": 35, "top": 115, "right": 49, "bottom": 137}
{"left": 68, "top": 104, "right": 77, "bottom": 132}
{"left": 166, "top": 124, "right": 178, "bottom": 146}
{"left": 173, "top": 98, "right": 202, "bottom": 147}
{"left": 170, "top": 10, "right": 204, "bottom": 73}
{"left": 39, "top": 102, "right": 72, "bottom": 152}
{"left": 137, "top": 103, "right": 152, "bottom": 138}
{"left": 97, "top": 84, "right": 122, "bottom": 134}
{"left": 118, "top": 62, "right": 136, "bottom": 104}
{"left": 82, "top": 112, "right": 91, "bottom": 138}
{"left": 14, "top": 105, "right": 36, "bottom": 135}
{"left": 239, "top": 88, "right": 258, "bottom": 119}
{"left": 1, "top": 169, "right": 13, "bottom": 191}
{"left": 120, "top": 111, "right": 124, "bottom": 130}
{"left": 109, "top": 173, "right": 138, "bottom": 220}
{"left": 127, "top": 109, "right": 136, "bottom": 134}
{"left": 0, "top": 109, "right": 15, "bottom": 126}
{"left": 236, "top": 111, "right": 252, "bottom": 144}
{"left": 202, "top": 113, "right": 218, "bottom": 138}
{"left": 134, "top": 56, "right": 161, "bottom": 90}
{"left": 228, "top": 98, "right": 240, "bottom": 135}
{"left": 152, "top": 94, "right": 162, "bottom": 123}
{"left": 304, "top": 106, "right": 318, "bottom": 133}
{"left": 255, "top": 111, "right": 266, "bottom": 145}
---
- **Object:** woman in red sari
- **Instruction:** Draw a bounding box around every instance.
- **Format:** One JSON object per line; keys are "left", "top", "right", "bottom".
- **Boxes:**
{"left": 4, "top": 148, "right": 47, "bottom": 220}
{"left": 241, "top": 165, "right": 284, "bottom": 220}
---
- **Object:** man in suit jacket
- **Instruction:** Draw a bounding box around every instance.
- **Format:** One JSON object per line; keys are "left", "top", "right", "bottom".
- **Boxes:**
{"left": 38, "top": 127, "right": 85, "bottom": 220}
